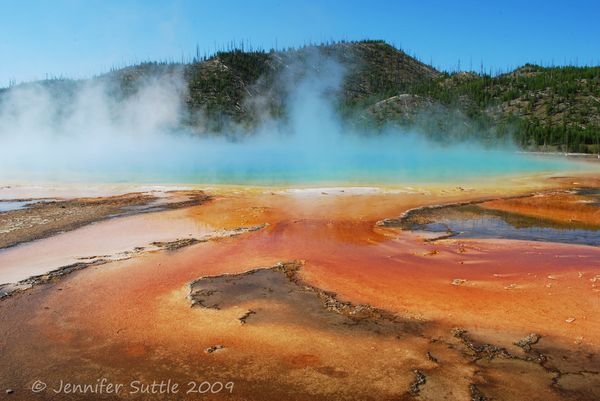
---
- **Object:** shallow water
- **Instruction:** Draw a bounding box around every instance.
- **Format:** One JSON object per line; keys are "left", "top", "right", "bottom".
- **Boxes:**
{"left": 409, "top": 204, "right": 600, "bottom": 246}
{"left": 0, "top": 200, "right": 31, "bottom": 212}
{"left": 0, "top": 199, "right": 55, "bottom": 212}
{"left": 421, "top": 215, "right": 600, "bottom": 246}
{"left": 574, "top": 188, "right": 600, "bottom": 205}
{"left": 0, "top": 208, "right": 212, "bottom": 284}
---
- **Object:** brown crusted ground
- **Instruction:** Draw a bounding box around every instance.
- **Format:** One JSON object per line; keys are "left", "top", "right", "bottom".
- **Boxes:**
{"left": 0, "top": 190, "right": 209, "bottom": 249}
{"left": 186, "top": 261, "right": 600, "bottom": 401}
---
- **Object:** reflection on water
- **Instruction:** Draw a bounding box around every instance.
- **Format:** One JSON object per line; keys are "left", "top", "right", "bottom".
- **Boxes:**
{"left": 573, "top": 188, "right": 600, "bottom": 205}
{"left": 0, "top": 210, "right": 213, "bottom": 284}
{"left": 402, "top": 202, "right": 600, "bottom": 247}
{"left": 0, "top": 199, "right": 55, "bottom": 213}
{"left": 0, "top": 201, "right": 31, "bottom": 212}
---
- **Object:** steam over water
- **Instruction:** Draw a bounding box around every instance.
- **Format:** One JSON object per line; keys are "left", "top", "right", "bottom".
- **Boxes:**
{"left": 0, "top": 61, "right": 590, "bottom": 185}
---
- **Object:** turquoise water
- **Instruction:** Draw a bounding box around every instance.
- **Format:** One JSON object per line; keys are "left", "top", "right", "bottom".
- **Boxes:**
{"left": 1, "top": 132, "right": 596, "bottom": 185}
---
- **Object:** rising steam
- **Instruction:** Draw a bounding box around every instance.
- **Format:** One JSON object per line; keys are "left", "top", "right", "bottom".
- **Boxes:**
{"left": 0, "top": 53, "right": 579, "bottom": 185}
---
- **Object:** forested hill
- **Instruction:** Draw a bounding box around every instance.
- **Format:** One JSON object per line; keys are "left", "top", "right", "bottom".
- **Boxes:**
{"left": 2, "top": 40, "right": 599, "bottom": 153}
{"left": 406, "top": 64, "right": 600, "bottom": 153}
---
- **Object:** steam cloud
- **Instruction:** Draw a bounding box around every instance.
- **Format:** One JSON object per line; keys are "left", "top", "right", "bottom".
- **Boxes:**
{"left": 0, "top": 54, "right": 576, "bottom": 185}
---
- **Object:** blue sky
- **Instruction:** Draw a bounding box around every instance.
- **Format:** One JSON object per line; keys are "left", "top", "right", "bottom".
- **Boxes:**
{"left": 0, "top": 0, "right": 599, "bottom": 85}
